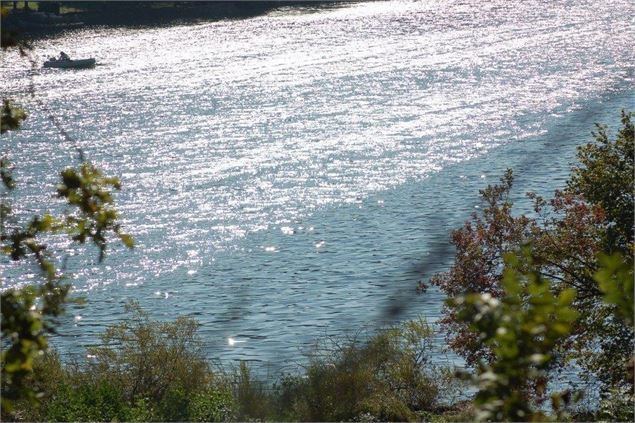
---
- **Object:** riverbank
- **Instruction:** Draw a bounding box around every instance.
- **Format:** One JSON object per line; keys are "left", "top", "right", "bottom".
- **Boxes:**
{"left": 6, "top": 308, "right": 473, "bottom": 422}
{"left": 2, "top": 1, "right": 339, "bottom": 40}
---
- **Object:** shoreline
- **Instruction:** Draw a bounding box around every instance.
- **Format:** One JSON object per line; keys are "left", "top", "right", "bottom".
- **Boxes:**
{"left": 3, "top": 1, "right": 339, "bottom": 40}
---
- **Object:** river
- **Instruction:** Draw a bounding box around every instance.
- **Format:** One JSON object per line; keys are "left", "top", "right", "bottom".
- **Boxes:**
{"left": 2, "top": 0, "right": 634, "bottom": 372}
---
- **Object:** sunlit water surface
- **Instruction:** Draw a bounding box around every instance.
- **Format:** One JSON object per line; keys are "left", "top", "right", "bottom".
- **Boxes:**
{"left": 2, "top": 0, "right": 634, "bottom": 372}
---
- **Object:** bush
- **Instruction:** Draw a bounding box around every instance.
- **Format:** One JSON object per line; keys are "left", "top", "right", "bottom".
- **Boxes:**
{"left": 432, "top": 111, "right": 634, "bottom": 413}
{"left": 11, "top": 302, "right": 234, "bottom": 422}
{"left": 86, "top": 301, "right": 213, "bottom": 405}
{"left": 233, "top": 361, "right": 273, "bottom": 420}
{"left": 189, "top": 387, "right": 236, "bottom": 422}
{"left": 270, "top": 318, "right": 446, "bottom": 422}
{"left": 45, "top": 380, "right": 132, "bottom": 422}
{"left": 12, "top": 309, "right": 455, "bottom": 422}
{"left": 156, "top": 387, "right": 188, "bottom": 421}
{"left": 452, "top": 248, "right": 579, "bottom": 421}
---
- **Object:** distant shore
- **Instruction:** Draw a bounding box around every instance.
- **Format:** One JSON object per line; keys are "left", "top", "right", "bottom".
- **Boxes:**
{"left": 3, "top": 1, "right": 339, "bottom": 40}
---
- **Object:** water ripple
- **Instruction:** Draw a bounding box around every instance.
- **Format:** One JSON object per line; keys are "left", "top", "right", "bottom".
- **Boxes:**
{"left": 1, "top": 0, "right": 634, "bottom": 369}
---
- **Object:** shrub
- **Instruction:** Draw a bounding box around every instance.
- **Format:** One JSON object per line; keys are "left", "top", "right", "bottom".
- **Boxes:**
{"left": 128, "top": 398, "right": 158, "bottom": 422}
{"left": 567, "top": 110, "right": 634, "bottom": 252}
{"left": 452, "top": 248, "right": 579, "bottom": 421}
{"left": 189, "top": 387, "right": 236, "bottom": 422}
{"left": 45, "top": 380, "right": 132, "bottom": 422}
{"left": 86, "top": 301, "right": 213, "bottom": 404}
{"left": 271, "top": 319, "right": 445, "bottom": 422}
{"left": 11, "top": 302, "right": 230, "bottom": 422}
{"left": 12, "top": 311, "right": 454, "bottom": 422}
{"left": 234, "top": 361, "right": 272, "bottom": 420}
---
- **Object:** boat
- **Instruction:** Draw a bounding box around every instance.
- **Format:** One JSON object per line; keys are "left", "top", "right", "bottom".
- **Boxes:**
{"left": 43, "top": 58, "right": 96, "bottom": 69}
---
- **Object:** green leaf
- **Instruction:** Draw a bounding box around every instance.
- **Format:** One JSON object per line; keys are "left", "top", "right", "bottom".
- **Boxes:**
{"left": 557, "top": 288, "right": 576, "bottom": 306}
{"left": 118, "top": 233, "right": 135, "bottom": 249}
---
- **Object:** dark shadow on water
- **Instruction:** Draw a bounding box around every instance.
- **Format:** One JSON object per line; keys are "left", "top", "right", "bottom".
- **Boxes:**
{"left": 379, "top": 86, "right": 635, "bottom": 324}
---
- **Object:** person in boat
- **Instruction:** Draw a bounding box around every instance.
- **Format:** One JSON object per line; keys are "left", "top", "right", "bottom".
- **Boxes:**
{"left": 59, "top": 51, "right": 70, "bottom": 61}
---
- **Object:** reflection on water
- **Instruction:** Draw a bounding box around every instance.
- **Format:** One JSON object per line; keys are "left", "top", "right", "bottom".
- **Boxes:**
{"left": 1, "top": 0, "right": 634, "bottom": 369}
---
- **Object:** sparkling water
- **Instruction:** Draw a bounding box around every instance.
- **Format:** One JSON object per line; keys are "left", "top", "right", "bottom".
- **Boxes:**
{"left": 2, "top": 0, "right": 634, "bottom": 370}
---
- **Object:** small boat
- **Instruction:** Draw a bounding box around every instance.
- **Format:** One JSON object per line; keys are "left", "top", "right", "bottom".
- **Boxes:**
{"left": 43, "top": 58, "right": 96, "bottom": 69}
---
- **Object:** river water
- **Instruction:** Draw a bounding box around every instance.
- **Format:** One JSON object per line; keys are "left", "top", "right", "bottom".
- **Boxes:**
{"left": 2, "top": 0, "right": 634, "bottom": 371}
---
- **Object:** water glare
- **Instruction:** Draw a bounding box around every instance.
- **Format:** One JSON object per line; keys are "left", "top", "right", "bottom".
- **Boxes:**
{"left": 1, "top": 0, "right": 634, "bottom": 368}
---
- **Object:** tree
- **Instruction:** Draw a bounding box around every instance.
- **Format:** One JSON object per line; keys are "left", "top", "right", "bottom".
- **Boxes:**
{"left": 432, "top": 111, "right": 634, "bottom": 413}
{"left": 452, "top": 248, "right": 579, "bottom": 422}
{"left": 568, "top": 111, "right": 634, "bottom": 253}
{"left": 1, "top": 7, "right": 133, "bottom": 415}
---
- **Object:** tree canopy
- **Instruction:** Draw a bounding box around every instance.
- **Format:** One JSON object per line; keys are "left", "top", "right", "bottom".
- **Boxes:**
{"left": 433, "top": 111, "right": 634, "bottom": 420}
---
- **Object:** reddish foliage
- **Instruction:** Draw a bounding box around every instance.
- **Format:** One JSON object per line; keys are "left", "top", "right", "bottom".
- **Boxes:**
{"left": 431, "top": 170, "right": 608, "bottom": 366}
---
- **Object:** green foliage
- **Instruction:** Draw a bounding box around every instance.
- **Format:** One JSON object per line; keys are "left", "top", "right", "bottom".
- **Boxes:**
{"left": 127, "top": 397, "right": 158, "bottom": 422}
{"left": 1, "top": 27, "right": 133, "bottom": 415}
{"left": 597, "top": 385, "right": 634, "bottom": 422}
{"left": 1, "top": 286, "right": 52, "bottom": 406}
{"left": 9, "top": 315, "right": 459, "bottom": 422}
{"left": 270, "top": 319, "right": 445, "bottom": 422}
{"left": 591, "top": 252, "right": 634, "bottom": 422}
{"left": 234, "top": 361, "right": 271, "bottom": 420}
{"left": 86, "top": 301, "right": 210, "bottom": 404}
{"left": 432, "top": 111, "right": 634, "bottom": 416}
{"left": 594, "top": 253, "right": 634, "bottom": 327}
{"left": 452, "top": 248, "right": 579, "bottom": 422}
{"left": 158, "top": 387, "right": 190, "bottom": 422}
{"left": 10, "top": 306, "right": 236, "bottom": 422}
{"left": 1, "top": 161, "right": 133, "bottom": 414}
{"left": 45, "top": 380, "right": 132, "bottom": 422}
{"left": 1, "top": 99, "right": 27, "bottom": 135}
{"left": 1, "top": 162, "right": 132, "bottom": 278}
{"left": 567, "top": 110, "right": 634, "bottom": 252}
{"left": 153, "top": 384, "right": 236, "bottom": 422}
{"left": 57, "top": 163, "right": 133, "bottom": 260}
{"left": 188, "top": 388, "right": 236, "bottom": 422}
